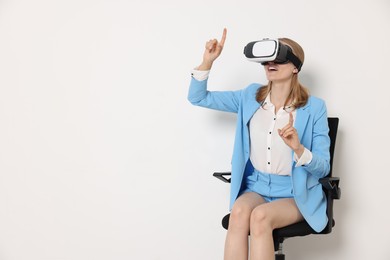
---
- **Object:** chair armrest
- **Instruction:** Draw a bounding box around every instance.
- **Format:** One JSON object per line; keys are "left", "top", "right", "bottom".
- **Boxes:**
{"left": 319, "top": 177, "right": 341, "bottom": 200}
{"left": 213, "top": 172, "right": 232, "bottom": 183}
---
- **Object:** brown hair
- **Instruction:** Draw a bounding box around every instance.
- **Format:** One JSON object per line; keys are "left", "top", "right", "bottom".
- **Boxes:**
{"left": 256, "top": 38, "right": 309, "bottom": 109}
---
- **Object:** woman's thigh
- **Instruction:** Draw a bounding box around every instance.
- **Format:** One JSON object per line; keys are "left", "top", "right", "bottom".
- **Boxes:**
{"left": 252, "top": 198, "right": 304, "bottom": 229}
{"left": 230, "top": 192, "right": 266, "bottom": 222}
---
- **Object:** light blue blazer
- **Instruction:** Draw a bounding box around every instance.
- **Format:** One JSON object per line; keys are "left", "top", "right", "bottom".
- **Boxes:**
{"left": 188, "top": 78, "right": 331, "bottom": 232}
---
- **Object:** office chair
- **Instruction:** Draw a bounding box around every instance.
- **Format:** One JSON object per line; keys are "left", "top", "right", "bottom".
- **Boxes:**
{"left": 213, "top": 117, "right": 341, "bottom": 260}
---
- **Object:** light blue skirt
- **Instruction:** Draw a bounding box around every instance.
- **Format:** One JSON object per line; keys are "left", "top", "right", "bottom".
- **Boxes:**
{"left": 241, "top": 168, "right": 294, "bottom": 202}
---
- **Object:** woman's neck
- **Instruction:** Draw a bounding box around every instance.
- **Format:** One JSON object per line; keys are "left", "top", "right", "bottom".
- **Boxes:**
{"left": 270, "top": 82, "right": 292, "bottom": 111}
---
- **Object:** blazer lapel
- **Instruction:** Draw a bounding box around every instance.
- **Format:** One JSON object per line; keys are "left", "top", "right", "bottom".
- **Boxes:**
{"left": 295, "top": 101, "right": 311, "bottom": 142}
{"left": 243, "top": 99, "right": 261, "bottom": 126}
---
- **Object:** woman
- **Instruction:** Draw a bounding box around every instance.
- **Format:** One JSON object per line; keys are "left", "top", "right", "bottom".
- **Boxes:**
{"left": 187, "top": 28, "right": 330, "bottom": 260}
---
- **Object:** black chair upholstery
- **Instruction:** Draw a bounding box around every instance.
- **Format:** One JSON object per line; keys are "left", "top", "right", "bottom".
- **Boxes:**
{"left": 213, "top": 117, "right": 341, "bottom": 260}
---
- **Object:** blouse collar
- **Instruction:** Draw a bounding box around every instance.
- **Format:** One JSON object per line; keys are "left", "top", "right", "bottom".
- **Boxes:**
{"left": 262, "top": 93, "right": 296, "bottom": 113}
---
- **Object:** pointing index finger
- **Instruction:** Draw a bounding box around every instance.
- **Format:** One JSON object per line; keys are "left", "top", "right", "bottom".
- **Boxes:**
{"left": 220, "top": 28, "right": 227, "bottom": 47}
{"left": 289, "top": 112, "right": 294, "bottom": 125}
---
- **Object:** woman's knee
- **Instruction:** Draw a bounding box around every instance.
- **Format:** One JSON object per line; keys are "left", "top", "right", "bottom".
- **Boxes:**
{"left": 250, "top": 206, "right": 273, "bottom": 236}
{"left": 229, "top": 204, "right": 252, "bottom": 230}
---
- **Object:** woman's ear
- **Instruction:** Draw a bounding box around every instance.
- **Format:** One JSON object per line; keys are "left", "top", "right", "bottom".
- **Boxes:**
{"left": 293, "top": 68, "right": 298, "bottom": 73}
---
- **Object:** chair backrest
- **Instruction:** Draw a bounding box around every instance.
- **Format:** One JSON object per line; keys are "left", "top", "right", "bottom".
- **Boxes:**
{"left": 327, "top": 117, "right": 339, "bottom": 178}
{"left": 320, "top": 117, "right": 339, "bottom": 234}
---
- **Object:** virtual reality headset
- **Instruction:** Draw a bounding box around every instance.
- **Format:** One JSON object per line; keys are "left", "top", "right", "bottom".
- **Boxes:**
{"left": 243, "top": 38, "right": 303, "bottom": 71}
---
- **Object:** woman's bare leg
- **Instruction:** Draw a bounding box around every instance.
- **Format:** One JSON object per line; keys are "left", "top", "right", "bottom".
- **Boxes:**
{"left": 224, "top": 192, "right": 266, "bottom": 260}
{"left": 249, "top": 198, "right": 304, "bottom": 260}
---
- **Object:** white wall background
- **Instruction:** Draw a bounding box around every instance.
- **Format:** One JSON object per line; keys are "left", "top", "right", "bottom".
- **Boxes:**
{"left": 0, "top": 0, "right": 389, "bottom": 259}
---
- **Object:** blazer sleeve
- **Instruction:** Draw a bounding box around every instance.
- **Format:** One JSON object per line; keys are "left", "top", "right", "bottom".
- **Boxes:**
{"left": 187, "top": 77, "right": 242, "bottom": 113}
{"left": 302, "top": 100, "right": 331, "bottom": 179}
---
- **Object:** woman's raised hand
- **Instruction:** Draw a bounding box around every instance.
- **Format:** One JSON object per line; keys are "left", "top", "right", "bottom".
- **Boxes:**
{"left": 198, "top": 28, "right": 227, "bottom": 71}
{"left": 278, "top": 113, "right": 304, "bottom": 157}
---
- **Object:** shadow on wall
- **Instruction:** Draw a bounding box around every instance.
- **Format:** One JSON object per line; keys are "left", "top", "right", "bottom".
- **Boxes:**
{"left": 299, "top": 70, "right": 318, "bottom": 92}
